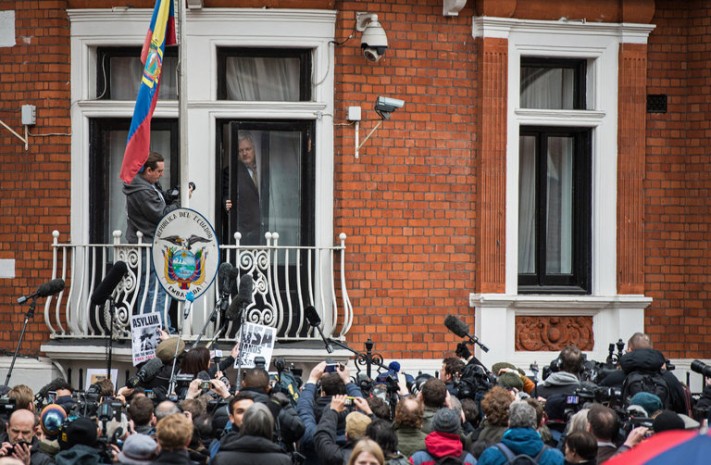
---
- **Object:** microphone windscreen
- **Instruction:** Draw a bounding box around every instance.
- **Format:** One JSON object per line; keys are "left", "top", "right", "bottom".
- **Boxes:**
{"left": 226, "top": 296, "right": 245, "bottom": 322}
{"left": 37, "top": 279, "right": 66, "bottom": 298}
{"left": 444, "top": 315, "right": 469, "bottom": 338}
{"left": 304, "top": 306, "right": 321, "bottom": 327}
{"left": 91, "top": 261, "right": 128, "bottom": 306}
{"left": 218, "top": 263, "right": 238, "bottom": 294}
{"left": 238, "top": 274, "right": 253, "bottom": 303}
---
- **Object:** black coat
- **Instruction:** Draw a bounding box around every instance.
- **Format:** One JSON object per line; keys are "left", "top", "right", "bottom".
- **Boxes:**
{"left": 212, "top": 434, "right": 291, "bottom": 465}
{"left": 151, "top": 450, "right": 194, "bottom": 465}
{"left": 224, "top": 161, "right": 261, "bottom": 245}
{"left": 314, "top": 408, "right": 353, "bottom": 465}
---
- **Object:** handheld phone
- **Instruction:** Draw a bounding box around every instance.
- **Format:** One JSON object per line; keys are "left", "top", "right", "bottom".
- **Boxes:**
{"left": 200, "top": 381, "right": 211, "bottom": 390}
{"left": 325, "top": 363, "right": 339, "bottom": 373}
{"left": 47, "top": 391, "right": 57, "bottom": 404}
{"left": 566, "top": 395, "right": 579, "bottom": 405}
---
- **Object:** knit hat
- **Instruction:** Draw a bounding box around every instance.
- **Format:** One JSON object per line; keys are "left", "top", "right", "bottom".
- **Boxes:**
{"left": 156, "top": 336, "right": 185, "bottom": 363}
{"left": 118, "top": 434, "right": 158, "bottom": 465}
{"left": 652, "top": 410, "right": 685, "bottom": 433}
{"left": 630, "top": 392, "right": 663, "bottom": 417}
{"left": 492, "top": 362, "right": 526, "bottom": 377}
{"left": 59, "top": 417, "right": 98, "bottom": 450}
{"left": 388, "top": 361, "right": 401, "bottom": 373}
{"left": 497, "top": 372, "right": 524, "bottom": 391}
{"left": 40, "top": 404, "right": 67, "bottom": 439}
{"left": 345, "top": 411, "right": 371, "bottom": 441}
{"left": 432, "top": 408, "right": 461, "bottom": 434}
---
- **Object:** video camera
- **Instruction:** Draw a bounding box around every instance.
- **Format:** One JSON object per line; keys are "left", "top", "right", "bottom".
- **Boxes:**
{"left": 163, "top": 182, "right": 196, "bottom": 204}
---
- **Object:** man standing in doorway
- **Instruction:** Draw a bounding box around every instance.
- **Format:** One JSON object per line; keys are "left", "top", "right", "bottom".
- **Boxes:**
{"left": 225, "top": 132, "right": 261, "bottom": 246}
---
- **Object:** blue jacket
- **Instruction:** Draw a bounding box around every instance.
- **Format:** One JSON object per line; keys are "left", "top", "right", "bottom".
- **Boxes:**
{"left": 477, "top": 428, "right": 564, "bottom": 465}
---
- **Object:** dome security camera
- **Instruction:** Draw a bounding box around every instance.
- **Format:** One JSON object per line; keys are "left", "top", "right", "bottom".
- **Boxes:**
{"left": 356, "top": 13, "right": 388, "bottom": 63}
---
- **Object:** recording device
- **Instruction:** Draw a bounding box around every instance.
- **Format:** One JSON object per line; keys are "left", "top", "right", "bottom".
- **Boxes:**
{"left": 305, "top": 305, "right": 333, "bottom": 353}
{"left": 324, "top": 363, "right": 339, "bottom": 373}
{"left": 226, "top": 274, "right": 254, "bottom": 321}
{"left": 218, "top": 263, "right": 239, "bottom": 297}
{"left": 91, "top": 261, "right": 128, "bottom": 306}
{"left": 47, "top": 391, "right": 57, "bottom": 404}
{"left": 357, "top": 13, "right": 388, "bottom": 62}
{"left": 200, "top": 381, "right": 211, "bottom": 391}
{"left": 126, "top": 357, "right": 165, "bottom": 388}
{"left": 443, "top": 315, "right": 490, "bottom": 352}
{"left": 254, "top": 356, "right": 267, "bottom": 370}
{"left": 183, "top": 291, "right": 195, "bottom": 319}
{"left": 17, "top": 278, "right": 65, "bottom": 304}
{"left": 691, "top": 359, "right": 711, "bottom": 378}
{"left": 163, "top": 182, "right": 196, "bottom": 204}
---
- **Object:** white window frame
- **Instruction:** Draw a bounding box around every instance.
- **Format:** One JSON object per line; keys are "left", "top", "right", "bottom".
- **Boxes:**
{"left": 470, "top": 18, "right": 655, "bottom": 367}
{"left": 68, "top": 8, "right": 336, "bottom": 250}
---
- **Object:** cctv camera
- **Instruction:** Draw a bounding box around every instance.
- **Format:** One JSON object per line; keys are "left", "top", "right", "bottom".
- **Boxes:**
{"left": 375, "top": 96, "right": 404, "bottom": 119}
{"left": 357, "top": 13, "right": 388, "bottom": 63}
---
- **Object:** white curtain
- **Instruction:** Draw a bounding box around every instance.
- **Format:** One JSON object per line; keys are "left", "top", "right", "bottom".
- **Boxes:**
{"left": 520, "top": 67, "right": 575, "bottom": 110}
{"left": 225, "top": 56, "right": 300, "bottom": 101}
{"left": 108, "top": 56, "right": 177, "bottom": 100}
{"left": 546, "top": 137, "right": 573, "bottom": 274}
{"left": 518, "top": 136, "right": 537, "bottom": 274}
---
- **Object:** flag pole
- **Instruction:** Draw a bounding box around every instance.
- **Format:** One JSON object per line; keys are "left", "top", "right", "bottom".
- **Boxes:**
{"left": 178, "top": 0, "right": 190, "bottom": 207}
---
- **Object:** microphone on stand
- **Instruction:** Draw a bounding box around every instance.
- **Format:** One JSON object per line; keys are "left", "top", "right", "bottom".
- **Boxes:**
{"left": 305, "top": 306, "right": 333, "bottom": 354}
{"left": 226, "top": 274, "right": 254, "bottom": 322}
{"left": 444, "top": 314, "right": 489, "bottom": 352}
{"left": 91, "top": 261, "right": 129, "bottom": 306}
{"left": 183, "top": 291, "right": 195, "bottom": 320}
{"left": 17, "top": 279, "right": 65, "bottom": 304}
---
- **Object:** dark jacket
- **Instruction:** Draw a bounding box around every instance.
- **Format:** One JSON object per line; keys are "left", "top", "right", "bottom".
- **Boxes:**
{"left": 314, "top": 408, "right": 354, "bottom": 465}
{"left": 409, "top": 431, "right": 476, "bottom": 465}
{"left": 477, "top": 427, "right": 564, "bottom": 465}
{"left": 123, "top": 175, "right": 179, "bottom": 243}
{"left": 0, "top": 435, "right": 54, "bottom": 465}
{"left": 152, "top": 450, "right": 194, "bottom": 465}
{"left": 54, "top": 444, "right": 103, "bottom": 465}
{"left": 239, "top": 387, "right": 304, "bottom": 451}
{"left": 212, "top": 434, "right": 291, "bottom": 465}
{"left": 224, "top": 161, "right": 261, "bottom": 245}
{"left": 296, "top": 380, "right": 364, "bottom": 465}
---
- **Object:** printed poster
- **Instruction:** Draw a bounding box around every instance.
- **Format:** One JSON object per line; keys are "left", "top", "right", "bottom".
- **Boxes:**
{"left": 130, "top": 312, "right": 162, "bottom": 366}
{"left": 233, "top": 322, "right": 276, "bottom": 369}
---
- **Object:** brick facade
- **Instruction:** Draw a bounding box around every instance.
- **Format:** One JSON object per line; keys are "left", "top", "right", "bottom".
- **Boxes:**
{"left": 0, "top": 0, "right": 709, "bottom": 360}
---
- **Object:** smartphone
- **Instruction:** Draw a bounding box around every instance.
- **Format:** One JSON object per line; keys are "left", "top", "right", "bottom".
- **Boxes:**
{"left": 200, "top": 381, "right": 211, "bottom": 390}
{"left": 325, "top": 363, "right": 339, "bottom": 373}
{"left": 47, "top": 391, "right": 57, "bottom": 404}
{"left": 566, "top": 395, "right": 579, "bottom": 405}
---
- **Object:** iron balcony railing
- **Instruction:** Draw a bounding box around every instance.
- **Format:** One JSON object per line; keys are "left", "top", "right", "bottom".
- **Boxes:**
{"left": 44, "top": 230, "right": 353, "bottom": 343}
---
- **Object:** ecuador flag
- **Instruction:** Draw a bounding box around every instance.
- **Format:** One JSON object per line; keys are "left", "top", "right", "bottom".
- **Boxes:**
{"left": 120, "top": 0, "right": 176, "bottom": 184}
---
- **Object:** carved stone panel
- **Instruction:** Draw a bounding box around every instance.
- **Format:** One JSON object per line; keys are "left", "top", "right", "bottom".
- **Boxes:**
{"left": 516, "top": 316, "right": 593, "bottom": 351}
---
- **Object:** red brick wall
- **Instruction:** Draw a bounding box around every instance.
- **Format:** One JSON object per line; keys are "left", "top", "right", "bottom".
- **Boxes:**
{"left": 0, "top": 0, "right": 71, "bottom": 354}
{"left": 333, "top": 1, "right": 479, "bottom": 359}
{"left": 645, "top": 1, "right": 711, "bottom": 358}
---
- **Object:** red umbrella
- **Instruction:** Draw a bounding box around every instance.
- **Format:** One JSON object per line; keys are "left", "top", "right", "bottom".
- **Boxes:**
{"left": 606, "top": 429, "right": 711, "bottom": 465}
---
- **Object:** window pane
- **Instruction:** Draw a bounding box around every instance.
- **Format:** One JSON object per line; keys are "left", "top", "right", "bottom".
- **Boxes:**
{"left": 520, "top": 66, "right": 576, "bottom": 110}
{"left": 107, "top": 56, "right": 178, "bottom": 100}
{"left": 225, "top": 56, "right": 301, "bottom": 101}
{"left": 518, "top": 135, "right": 537, "bottom": 274}
{"left": 101, "top": 126, "right": 174, "bottom": 244}
{"left": 545, "top": 136, "right": 574, "bottom": 274}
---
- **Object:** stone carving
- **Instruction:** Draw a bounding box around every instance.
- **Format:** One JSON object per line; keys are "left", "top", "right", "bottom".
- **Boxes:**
{"left": 516, "top": 316, "right": 593, "bottom": 351}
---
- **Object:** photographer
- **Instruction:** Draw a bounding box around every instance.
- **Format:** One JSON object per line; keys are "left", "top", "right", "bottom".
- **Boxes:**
{"left": 0, "top": 409, "right": 53, "bottom": 465}
{"left": 297, "top": 361, "right": 364, "bottom": 465}
{"left": 54, "top": 417, "right": 103, "bottom": 465}
{"left": 537, "top": 345, "right": 584, "bottom": 400}
{"left": 440, "top": 357, "right": 465, "bottom": 397}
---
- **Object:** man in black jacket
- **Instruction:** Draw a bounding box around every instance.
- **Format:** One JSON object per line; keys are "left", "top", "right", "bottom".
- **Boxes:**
{"left": 314, "top": 395, "right": 372, "bottom": 465}
{"left": 0, "top": 409, "right": 53, "bottom": 465}
{"left": 599, "top": 332, "right": 687, "bottom": 413}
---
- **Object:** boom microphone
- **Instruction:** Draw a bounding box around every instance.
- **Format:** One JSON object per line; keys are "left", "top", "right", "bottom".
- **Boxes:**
{"left": 17, "top": 278, "right": 66, "bottom": 304}
{"left": 444, "top": 315, "right": 490, "bottom": 352}
{"left": 305, "top": 306, "right": 333, "bottom": 354}
{"left": 91, "top": 261, "right": 128, "bottom": 306}
{"left": 183, "top": 291, "right": 195, "bottom": 320}
{"left": 218, "top": 263, "right": 239, "bottom": 296}
{"left": 226, "top": 274, "right": 253, "bottom": 321}
{"left": 126, "top": 357, "right": 165, "bottom": 388}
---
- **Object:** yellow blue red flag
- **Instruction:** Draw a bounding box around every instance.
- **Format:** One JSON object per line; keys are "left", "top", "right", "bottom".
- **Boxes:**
{"left": 120, "top": 0, "right": 176, "bottom": 184}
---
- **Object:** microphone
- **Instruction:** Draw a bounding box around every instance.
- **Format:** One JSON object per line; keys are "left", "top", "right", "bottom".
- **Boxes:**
{"left": 305, "top": 306, "right": 333, "bottom": 354}
{"left": 126, "top": 357, "right": 165, "bottom": 388}
{"left": 183, "top": 291, "right": 195, "bottom": 320}
{"left": 218, "top": 263, "right": 238, "bottom": 296}
{"left": 226, "top": 274, "right": 253, "bottom": 321}
{"left": 91, "top": 261, "right": 129, "bottom": 306}
{"left": 17, "top": 278, "right": 66, "bottom": 304}
{"left": 444, "top": 315, "right": 490, "bottom": 352}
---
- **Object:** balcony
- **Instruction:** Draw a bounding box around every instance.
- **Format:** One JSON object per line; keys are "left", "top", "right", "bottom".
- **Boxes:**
{"left": 40, "top": 229, "right": 354, "bottom": 378}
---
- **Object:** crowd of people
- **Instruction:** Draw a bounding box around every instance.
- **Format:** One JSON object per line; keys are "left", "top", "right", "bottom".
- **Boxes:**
{"left": 0, "top": 331, "right": 709, "bottom": 465}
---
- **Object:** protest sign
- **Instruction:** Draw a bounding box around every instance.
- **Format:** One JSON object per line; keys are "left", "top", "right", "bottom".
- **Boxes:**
{"left": 234, "top": 323, "right": 276, "bottom": 369}
{"left": 131, "top": 312, "right": 162, "bottom": 366}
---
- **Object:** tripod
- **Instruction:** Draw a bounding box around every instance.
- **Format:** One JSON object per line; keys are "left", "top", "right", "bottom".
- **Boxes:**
{"left": 5, "top": 297, "right": 38, "bottom": 386}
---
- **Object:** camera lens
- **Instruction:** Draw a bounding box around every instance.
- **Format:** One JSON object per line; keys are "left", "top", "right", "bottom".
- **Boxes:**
{"left": 691, "top": 360, "right": 711, "bottom": 378}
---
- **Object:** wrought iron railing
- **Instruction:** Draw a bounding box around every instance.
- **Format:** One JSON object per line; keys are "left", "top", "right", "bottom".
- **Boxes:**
{"left": 44, "top": 230, "right": 353, "bottom": 343}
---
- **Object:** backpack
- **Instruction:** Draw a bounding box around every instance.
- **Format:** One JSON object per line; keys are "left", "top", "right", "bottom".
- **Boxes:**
{"left": 434, "top": 451, "right": 469, "bottom": 465}
{"left": 495, "top": 443, "right": 549, "bottom": 465}
{"left": 273, "top": 370, "right": 301, "bottom": 407}
{"left": 622, "top": 370, "right": 671, "bottom": 409}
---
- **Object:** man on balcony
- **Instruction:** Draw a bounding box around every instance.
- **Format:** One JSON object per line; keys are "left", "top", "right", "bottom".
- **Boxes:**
{"left": 123, "top": 151, "right": 180, "bottom": 332}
